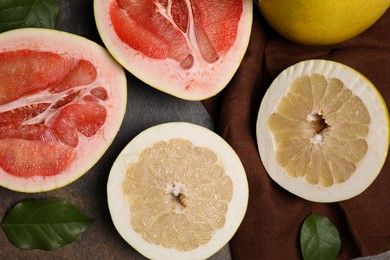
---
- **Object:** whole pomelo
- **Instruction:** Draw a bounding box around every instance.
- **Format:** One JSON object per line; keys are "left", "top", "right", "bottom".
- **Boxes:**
{"left": 258, "top": 0, "right": 390, "bottom": 45}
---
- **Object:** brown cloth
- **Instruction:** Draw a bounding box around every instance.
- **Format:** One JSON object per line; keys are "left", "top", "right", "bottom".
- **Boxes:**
{"left": 203, "top": 7, "right": 390, "bottom": 260}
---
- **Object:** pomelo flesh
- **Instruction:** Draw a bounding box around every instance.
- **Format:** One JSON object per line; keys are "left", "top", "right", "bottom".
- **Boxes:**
{"left": 110, "top": 0, "right": 239, "bottom": 64}
{"left": 0, "top": 28, "right": 127, "bottom": 192}
{"left": 94, "top": 0, "right": 253, "bottom": 100}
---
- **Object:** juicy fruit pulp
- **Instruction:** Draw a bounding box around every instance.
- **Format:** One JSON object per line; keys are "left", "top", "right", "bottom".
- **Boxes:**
{"left": 268, "top": 74, "right": 370, "bottom": 187}
{"left": 256, "top": 60, "right": 389, "bottom": 202}
{"left": 0, "top": 50, "right": 104, "bottom": 178}
{"left": 108, "top": 122, "right": 248, "bottom": 259}
{"left": 0, "top": 28, "right": 127, "bottom": 192}
{"left": 110, "top": 0, "right": 237, "bottom": 68}
{"left": 123, "top": 139, "right": 233, "bottom": 251}
{"left": 259, "top": 0, "right": 390, "bottom": 45}
{"left": 94, "top": 0, "right": 253, "bottom": 100}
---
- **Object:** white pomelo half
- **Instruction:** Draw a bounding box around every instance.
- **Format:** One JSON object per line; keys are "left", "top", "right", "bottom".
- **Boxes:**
{"left": 107, "top": 122, "right": 248, "bottom": 259}
{"left": 0, "top": 28, "right": 127, "bottom": 192}
{"left": 94, "top": 0, "right": 253, "bottom": 100}
{"left": 256, "top": 59, "right": 389, "bottom": 202}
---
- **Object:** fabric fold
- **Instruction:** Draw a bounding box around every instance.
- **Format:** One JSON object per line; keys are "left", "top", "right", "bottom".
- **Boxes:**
{"left": 203, "top": 7, "right": 390, "bottom": 260}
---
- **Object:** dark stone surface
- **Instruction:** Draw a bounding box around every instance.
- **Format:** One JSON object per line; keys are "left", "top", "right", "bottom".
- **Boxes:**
{"left": 0, "top": 1, "right": 231, "bottom": 259}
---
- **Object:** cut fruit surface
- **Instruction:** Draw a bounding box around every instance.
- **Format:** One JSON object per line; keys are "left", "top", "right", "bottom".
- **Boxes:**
{"left": 107, "top": 122, "right": 248, "bottom": 259}
{"left": 94, "top": 0, "right": 253, "bottom": 100}
{"left": 256, "top": 60, "right": 389, "bottom": 202}
{"left": 0, "top": 28, "right": 127, "bottom": 192}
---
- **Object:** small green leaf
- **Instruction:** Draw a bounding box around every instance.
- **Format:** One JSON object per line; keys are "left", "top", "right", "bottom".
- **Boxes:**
{"left": 300, "top": 213, "right": 341, "bottom": 260}
{"left": 0, "top": 0, "right": 59, "bottom": 33}
{"left": 1, "top": 199, "right": 94, "bottom": 250}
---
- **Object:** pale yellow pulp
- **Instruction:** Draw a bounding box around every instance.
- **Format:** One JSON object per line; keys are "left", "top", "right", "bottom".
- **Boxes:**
{"left": 122, "top": 139, "right": 233, "bottom": 251}
{"left": 268, "top": 74, "right": 370, "bottom": 187}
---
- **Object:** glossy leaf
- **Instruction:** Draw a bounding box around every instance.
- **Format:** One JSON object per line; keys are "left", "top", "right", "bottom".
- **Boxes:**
{"left": 1, "top": 199, "right": 94, "bottom": 250}
{"left": 300, "top": 213, "right": 341, "bottom": 260}
{"left": 0, "top": 0, "right": 59, "bottom": 33}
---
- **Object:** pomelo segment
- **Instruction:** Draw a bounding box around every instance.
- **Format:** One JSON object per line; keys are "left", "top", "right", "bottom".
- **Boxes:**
{"left": 0, "top": 138, "right": 75, "bottom": 178}
{"left": 94, "top": 0, "right": 253, "bottom": 100}
{"left": 256, "top": 60, "right": 389, "bottom": 202}
{"left": 0, "top": 28, "right": 127, "bottom": 193}
{"left": 107, "top": 122, "right": 248, "bottom": 259}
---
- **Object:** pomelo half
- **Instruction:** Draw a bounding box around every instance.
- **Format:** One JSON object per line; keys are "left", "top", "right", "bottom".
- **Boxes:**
{"left": 107, "top": 122, "right": 248, "bottom": 259}
{"left": 258, "top": 0, "right": 390, "bottom": 45}
{"left": 0, "top": 28, "right": 127, "bottom": 193}
{"left": 256, "top": 60, "right": 389, "bottom": 202}
{"left": 94, "top": 0, "right": 253, "bottom": 100}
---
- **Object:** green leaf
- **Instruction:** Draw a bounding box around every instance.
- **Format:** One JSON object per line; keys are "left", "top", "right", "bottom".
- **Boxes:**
{"left": 1, "top": 199, "right": 94, "bottom": 250}
{"left": 300, "top": 213, "right": 341, "bottom": 260}
{"left": 0, "top": 0, "right": 59, "bottom": 33}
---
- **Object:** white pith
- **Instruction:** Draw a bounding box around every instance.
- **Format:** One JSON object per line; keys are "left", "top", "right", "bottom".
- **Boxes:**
{"left": 94, "top": 0, "right": 253, "bottom": 100}
{"left": 310, "top": 133, "right": 325, "bottom": 145}
{"left": 166, "top": 182, "right": 186, "bottom": 213}
{"left": 107, "top": 122, "right": 248, "bottom": 259}
{"left": 256, "top": 59, "right": 390, "bottom": 202}
{"left": 0, "top": 28, "right": 127, "bottom": 193}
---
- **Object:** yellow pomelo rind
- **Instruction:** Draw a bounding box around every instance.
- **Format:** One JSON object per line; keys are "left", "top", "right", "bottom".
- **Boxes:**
{"left": 259, "top": 0, "right": 390, "bottom": 45}
{"left": 107, "top": 122, "right": 248, "bottom": 259}
{"left": 256, "top": 60, "right": 389, "bottom": 202}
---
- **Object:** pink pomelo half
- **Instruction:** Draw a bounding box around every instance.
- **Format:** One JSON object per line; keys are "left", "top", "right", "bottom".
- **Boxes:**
{"left": 94, "top": 0, "right": 253, "bottom": 100}
{"left": 0, "top": 28, "right": 127, "bottom": 192}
